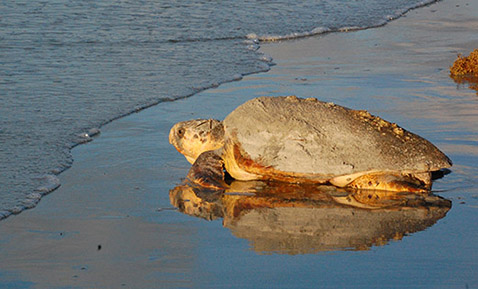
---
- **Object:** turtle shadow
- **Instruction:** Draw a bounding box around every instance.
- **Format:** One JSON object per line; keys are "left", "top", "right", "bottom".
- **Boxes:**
{"left": 169, "top": 180, "right": 451, "bottom": 255}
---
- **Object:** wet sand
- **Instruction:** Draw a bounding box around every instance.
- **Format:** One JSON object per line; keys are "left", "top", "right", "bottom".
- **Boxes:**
{"left": 1, "top": 0, "right": 478, "bottom": 288}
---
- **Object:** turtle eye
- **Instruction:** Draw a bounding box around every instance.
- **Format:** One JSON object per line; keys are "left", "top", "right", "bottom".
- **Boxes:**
{"left": 177, "top": 128, "right": 185, "bottom": 138}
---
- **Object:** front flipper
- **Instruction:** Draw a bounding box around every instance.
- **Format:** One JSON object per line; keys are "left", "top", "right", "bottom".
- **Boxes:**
{"left": 347, "top": 173, "right": 429, "bottom": 193}
{"left": 186, "top": 150, "right": 227, "bottom": 190}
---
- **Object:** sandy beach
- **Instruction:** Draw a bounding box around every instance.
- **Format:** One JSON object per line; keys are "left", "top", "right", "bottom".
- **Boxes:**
{"left": 1, "top": 0, "right": 478, "bottom": 288}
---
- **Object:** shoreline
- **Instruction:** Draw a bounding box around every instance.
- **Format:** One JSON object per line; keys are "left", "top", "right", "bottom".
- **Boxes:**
{"left": 1, "top": 0, "right": 478, "bottom": 288}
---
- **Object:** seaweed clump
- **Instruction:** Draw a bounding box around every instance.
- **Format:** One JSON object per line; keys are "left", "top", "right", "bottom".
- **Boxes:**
{"left": 450, "top": 49, "right": 478, "bottom": 94}
{"left": 450, "top": 49, "right": 478, "bottom": 76}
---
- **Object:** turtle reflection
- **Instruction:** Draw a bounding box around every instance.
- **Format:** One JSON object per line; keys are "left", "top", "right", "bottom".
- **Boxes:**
{"left": 170, "top": 181, "right": 451, "bottom": 254}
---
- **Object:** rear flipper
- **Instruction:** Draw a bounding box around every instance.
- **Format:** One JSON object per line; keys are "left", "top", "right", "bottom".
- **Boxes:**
{"left": 186, "top": 150, "right": 227, "bottom": 190}
{"left": 346, "top": 173, "right": 430, "bottom": 193}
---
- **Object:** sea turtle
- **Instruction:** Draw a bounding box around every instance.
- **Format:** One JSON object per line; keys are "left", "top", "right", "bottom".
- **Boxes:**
{"left": 169, "top": 96, "right": 452, "bottom": 192}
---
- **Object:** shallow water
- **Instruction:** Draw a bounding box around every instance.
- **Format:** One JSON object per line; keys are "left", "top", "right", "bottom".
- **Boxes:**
{"left": 1, "top": 55, "right": 475, "bottom": 287}
{"left": 0, "top": 50, "right": 477, "bottom": 288}
{"left": 1, "top": 0, "right": 438, "bottom": 218}
{"left": 1, "top": 0, "right": 478, "bottom": 288}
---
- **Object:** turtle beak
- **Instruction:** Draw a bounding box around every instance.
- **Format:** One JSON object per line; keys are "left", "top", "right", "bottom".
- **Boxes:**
{"left": 169, "top": 121, "right": 202, "bottom": 164}
{"left": 168, "top": 124, "right": 178, "bottom": 146}
{"left": 169, "top": 123, "right": 184, "bottom": 153}
{"left": 169, "top": 126, "right": 195, "bottom": 164}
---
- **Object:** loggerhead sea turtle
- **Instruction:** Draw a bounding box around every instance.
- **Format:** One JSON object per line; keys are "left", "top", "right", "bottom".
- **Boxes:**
{"left": 169, "top": 96, "right": 452, "bottom": 192}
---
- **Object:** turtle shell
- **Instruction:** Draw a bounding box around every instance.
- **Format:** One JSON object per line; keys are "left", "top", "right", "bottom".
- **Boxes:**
{"left": 222, "top": 96, "right": 451, "bottom": 182}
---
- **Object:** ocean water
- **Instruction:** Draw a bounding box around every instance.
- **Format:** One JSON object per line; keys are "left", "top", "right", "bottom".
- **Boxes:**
{"left": 0, "top": 0, "right": 438, "bottom": 219}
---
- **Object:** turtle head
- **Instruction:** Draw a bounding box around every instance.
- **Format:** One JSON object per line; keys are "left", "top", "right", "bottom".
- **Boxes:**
{"left": 169, "top": 119, "right": 225, "bottom": 164}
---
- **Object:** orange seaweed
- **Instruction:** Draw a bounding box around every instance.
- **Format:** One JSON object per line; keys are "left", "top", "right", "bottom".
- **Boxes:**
{"left": 450, "top": 49, "right": 478, "bottom": 94}
{"left": 450, "top": 49, "right": 478, "bottom": 76}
